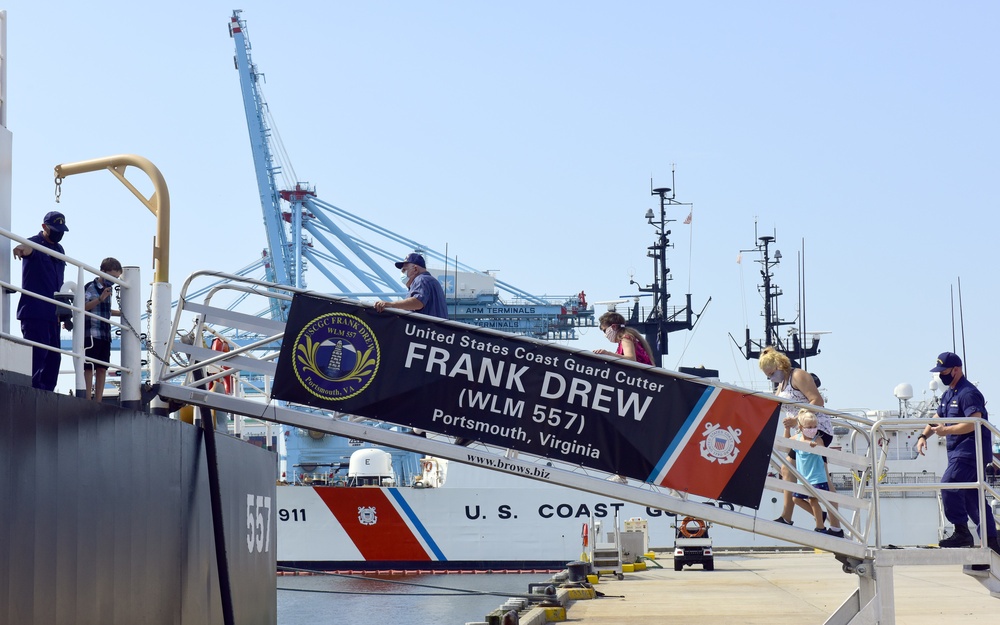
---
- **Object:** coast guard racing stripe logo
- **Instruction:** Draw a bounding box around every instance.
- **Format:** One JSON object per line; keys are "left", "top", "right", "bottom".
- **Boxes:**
{"left": 314, "top": 488, "right": 444, "bottom": 562}
{"left": 290, "top": 312, "right": 379, "bottom": 401}
{"left": 648, "top": 386, "right": 779, "bottom": 503}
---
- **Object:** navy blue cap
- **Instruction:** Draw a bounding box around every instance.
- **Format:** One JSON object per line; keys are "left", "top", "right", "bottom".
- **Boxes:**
{"left": 930, "top": 351, "right": 962, "bottom": 372}
{"left": 394, "top": 253, "right": 426, "bottom": 269}
{"left": 43, "top": 211, "right": 69, "bottom": 232}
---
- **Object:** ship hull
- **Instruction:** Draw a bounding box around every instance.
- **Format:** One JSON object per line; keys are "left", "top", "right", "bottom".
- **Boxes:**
{"left": 276, "top": 481, "right": 679, "bottom": 571}
{"left": 276, "top": 463, "right": 952, "bottom": 572}
{"left": 1, "top": 381, "right": 278, "bottom": 624}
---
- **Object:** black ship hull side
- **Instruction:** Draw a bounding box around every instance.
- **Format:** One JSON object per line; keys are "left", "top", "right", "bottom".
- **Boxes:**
{"left": 0, "top": 381, "right": 277, "bottom": 625}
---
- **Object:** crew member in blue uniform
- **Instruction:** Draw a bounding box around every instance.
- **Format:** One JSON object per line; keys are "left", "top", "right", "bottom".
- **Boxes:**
{"left": 374, "top": 252, "right": 448, "bottom": 319}
{"left": 916, "top": 351, "right": 999, "bottom": 562}
{"left": 13, "top": 211, "right": 69, "bottom": 391}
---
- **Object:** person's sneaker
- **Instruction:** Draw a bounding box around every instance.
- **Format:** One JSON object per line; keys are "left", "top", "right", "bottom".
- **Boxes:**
{"left": 774, "top": 516, "right": 793, "bottom": 525}
{"left": 970, "top": 563, "right": 990, "bottom": 571}
{"left": 939, "top": 526, "right": 974, "bottom": 548}
{"left": 823, "top": 528, "right": 845, "bottom": 538}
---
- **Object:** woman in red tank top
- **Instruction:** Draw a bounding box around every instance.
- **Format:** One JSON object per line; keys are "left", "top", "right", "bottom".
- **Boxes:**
{"left": 593, "top": 311, "right": 654, "bottom": 365}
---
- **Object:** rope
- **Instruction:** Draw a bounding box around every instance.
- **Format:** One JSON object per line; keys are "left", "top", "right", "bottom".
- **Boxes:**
{"left": 276, "top": 567, "right": 550, "bottom": 599}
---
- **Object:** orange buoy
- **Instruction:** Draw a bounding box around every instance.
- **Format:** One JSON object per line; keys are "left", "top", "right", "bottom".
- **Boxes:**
{"left": 679, "top": 516, "right": 707, "bottom": 538}
{"left": 210, "top": 337, "right": 234, "bottom": 394}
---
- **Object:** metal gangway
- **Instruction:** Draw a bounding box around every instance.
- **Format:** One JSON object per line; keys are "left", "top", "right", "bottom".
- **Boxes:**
{"left": 151, "top": 270, "right": 1000, "bottom": 625}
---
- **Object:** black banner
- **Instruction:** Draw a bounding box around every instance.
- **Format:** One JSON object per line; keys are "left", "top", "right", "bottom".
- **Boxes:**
{"left": 272, "top": 294, "right": 781, "bottom": 507}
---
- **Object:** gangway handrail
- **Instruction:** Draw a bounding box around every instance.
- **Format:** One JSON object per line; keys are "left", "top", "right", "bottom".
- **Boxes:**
{"left": 154, "top": 271, "right": 1000, "bottom": 569}
{"left": 151, "top": 271, "right": 893, "bottom": 549}
{"left": 871, "top": 415, "right": 1000, "bottom": 552}
{"left": 159, "top": 270, "right": 903, "bottom": 424}
{"left": 152, "top": 269, "right": 1000, "bottom": 622}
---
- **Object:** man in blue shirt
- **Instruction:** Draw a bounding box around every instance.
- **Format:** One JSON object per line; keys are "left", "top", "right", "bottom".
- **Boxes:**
{"left": 916, "top": 351, "right": 999, "bottom": 562}
{"left": 13, "top": 211, "right": 69, "bottom": 391}
{"left": 373, "top": 252, "right": 448, "bottom": 319}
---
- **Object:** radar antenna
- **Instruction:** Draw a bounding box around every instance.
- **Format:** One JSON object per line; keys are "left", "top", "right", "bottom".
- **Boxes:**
{"left": 734, "top": 227, "right": 821, "bottom": 369}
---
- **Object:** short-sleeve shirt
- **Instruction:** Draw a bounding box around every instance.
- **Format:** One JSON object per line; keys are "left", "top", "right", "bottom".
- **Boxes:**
{"left": 937, "top": 376, "right": 991, "bottom": 465}
{"left": 16, "top": 233, "right": 66, "bottom": 321}
{"left": 409, "top": 272, "right": 448, "bottom": 319}
{"left": 795, "top": 435, "right": 828, "bottom": 486}
{"left": 84, "top": 278, "right": 114, "bottom": 341}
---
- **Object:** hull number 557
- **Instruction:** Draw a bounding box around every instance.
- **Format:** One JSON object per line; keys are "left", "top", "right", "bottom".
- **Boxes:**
{"left": 247, "top": 494, "right": 272, "bottom": 554}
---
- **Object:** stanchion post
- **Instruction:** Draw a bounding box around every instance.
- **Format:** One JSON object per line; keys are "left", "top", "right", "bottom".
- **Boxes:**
{"left": 69, "top": 265, "right": 85, "bottom": 397}
{"left": 120, "top": 265, "right": 142, "bottom": 409}
{"left": 149, "top": 281, "right": 171, "bottom": 416}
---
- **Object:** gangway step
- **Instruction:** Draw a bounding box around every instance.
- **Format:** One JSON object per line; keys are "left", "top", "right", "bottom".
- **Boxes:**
{"left": 961, "top": 550, "right": 1000, "bottom": 597}
{"left": 876, "top": 546, "right": 995, "bottom": 567}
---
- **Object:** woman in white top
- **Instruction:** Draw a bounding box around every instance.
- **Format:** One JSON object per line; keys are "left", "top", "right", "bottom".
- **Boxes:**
{"left": 759, "top": 347, "right": 843, "bottom": 537}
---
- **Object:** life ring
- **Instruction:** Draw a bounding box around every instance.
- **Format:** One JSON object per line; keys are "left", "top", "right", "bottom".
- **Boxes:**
{"left": 581, "top": 523, "right": 589, "bottom": 547}
{"left": 209, "top": 337, "right": 233, "bottom": 395}
{"left": 421, "top": 459, "right": 434, "bottom": 473}
{"left": 679, "top": 516, "right": 707, "bottom": 538}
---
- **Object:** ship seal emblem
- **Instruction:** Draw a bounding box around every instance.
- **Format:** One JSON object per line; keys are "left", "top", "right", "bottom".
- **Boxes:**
{"left": 358, "top": 506, "right": 378, "bottom": 526}
{"left": 291, "top": 312, "right": 380, "bottom": 401}
{"left": 698, "top": 422, "right": 742, "bottom": 465}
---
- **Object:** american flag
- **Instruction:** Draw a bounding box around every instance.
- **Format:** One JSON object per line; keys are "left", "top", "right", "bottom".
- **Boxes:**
{"left": 683, "top": 210, "right": 692, "bottom": 225}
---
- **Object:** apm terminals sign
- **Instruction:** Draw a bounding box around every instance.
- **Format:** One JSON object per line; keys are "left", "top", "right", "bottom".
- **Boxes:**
{"left": 271, "top": 293, "right": 781, "bottom": 508}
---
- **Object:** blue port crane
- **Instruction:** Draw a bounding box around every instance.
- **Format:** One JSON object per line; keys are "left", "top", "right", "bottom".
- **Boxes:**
{"left": 227, "top": 10, "right": 594, "bottom": 339}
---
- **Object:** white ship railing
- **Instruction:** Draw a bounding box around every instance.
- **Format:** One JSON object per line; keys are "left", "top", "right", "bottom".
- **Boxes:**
{"left": 0, "top": 224, "right": 143, "bottom": 404}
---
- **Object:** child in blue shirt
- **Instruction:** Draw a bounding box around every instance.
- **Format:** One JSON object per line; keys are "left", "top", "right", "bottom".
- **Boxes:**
{"left": 792, "top": 409, "right": 834, "bottom": 534}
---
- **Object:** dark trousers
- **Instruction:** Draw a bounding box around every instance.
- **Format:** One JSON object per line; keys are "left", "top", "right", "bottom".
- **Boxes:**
{"left": 20, "top": 318, "right": 61, "bottom": 391}
{"left": 942, "top": 459, "right": 998, "bottom": 539}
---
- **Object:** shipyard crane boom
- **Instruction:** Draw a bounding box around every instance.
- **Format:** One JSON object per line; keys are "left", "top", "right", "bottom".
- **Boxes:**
{"left": 227, "top": 10, "right": 596, "bottom": 340}
{"left": 229, "top": 12, "right": 295, "bottom": 321}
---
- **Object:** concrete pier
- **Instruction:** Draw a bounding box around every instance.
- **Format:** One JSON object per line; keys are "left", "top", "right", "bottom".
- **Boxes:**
{"left": 563, "top": 551, "right": 997, "bottom": 624}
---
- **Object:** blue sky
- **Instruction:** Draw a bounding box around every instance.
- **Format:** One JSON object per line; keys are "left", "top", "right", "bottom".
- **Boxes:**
{"left": 4, "top": 2, "right": 999, "bottom": 412}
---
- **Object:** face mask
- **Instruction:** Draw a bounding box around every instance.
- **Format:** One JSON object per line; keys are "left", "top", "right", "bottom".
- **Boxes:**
{"left": 768, "top": 371, "right": 784, "bottom": 384}
{"left": 802, "top": 427, "right": 819, "bottom": 438}
{"left": 604, "top": 326, "right": 618, "bottom": 342}
{"left": 48, "top": 229, "right": 64, "bottom": 243}
{"left": 938, "top": 371, "right": 954, "bottom": 386}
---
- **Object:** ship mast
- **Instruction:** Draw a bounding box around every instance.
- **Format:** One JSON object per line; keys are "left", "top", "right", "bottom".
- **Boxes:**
{"left": 626, "top": 175, "right": 698, "bottom": 366}
{"left": 737, "top": 231, "right": 820, "bottom": 369}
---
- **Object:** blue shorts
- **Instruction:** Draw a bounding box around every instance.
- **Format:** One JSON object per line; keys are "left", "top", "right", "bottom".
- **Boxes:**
{"left": 793, "top": 482, "right": 830, "bottom": 500}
